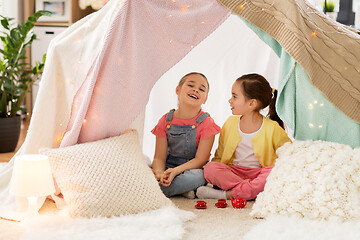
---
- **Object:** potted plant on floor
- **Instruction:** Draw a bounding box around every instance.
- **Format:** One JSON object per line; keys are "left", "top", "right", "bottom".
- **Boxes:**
{"left": 0, "top": 10, "right": 51, "bottom": 153}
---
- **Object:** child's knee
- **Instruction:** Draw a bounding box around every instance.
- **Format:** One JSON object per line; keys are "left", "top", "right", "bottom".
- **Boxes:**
{"left": 204, "top": 161, "right": 223, "bottom": 179}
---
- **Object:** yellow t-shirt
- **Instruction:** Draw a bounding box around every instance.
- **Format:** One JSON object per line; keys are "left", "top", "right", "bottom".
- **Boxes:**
{"left": 212, "top": 115, "right": 291, "bottom": 167}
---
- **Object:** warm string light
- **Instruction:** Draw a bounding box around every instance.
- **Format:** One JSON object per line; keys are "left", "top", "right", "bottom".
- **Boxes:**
{"left": 165, "top": 0, "right": 201, "bottom": 49}
{"left": 56, "top": 135, "right": 63, "bottom": 143}
{"left": 307, "top": 100, "right": 325, "bottom": 130}
{"left": 234, "top": 0, "right": 358, "bottom": 73}
{"left": 235, "top": 2, "right": 276, "bottom": 12}
{"left": 235, "top": 1, "right": 357, "bottom": 37}
{"left": 298, "top": 1, "right": 358, "bottom": 37}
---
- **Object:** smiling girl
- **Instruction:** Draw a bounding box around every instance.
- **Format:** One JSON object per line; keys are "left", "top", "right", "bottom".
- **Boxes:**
{"left": 151, "top": 72, "right": 220, "bottom": 198}
{"left": 197, "top": 73, "right": 291, "bottom": 200}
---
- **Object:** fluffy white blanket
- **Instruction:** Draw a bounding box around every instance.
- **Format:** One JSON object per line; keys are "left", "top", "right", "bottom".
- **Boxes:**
{"left": 19, "top": 206, "right": 194, "bottom": 240}
{"left": 243, "top": 215, "right": 360, "bottom": 240}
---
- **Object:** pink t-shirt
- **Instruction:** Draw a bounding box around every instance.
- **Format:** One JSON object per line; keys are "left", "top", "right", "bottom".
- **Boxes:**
{"left": 151, "top": 111, "right": 221, "bottom": 147}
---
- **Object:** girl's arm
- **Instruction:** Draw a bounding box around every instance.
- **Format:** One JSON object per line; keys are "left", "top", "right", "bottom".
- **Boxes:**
{"left": 151, "top": 137, "right": 168, "bottom": 181}
{"left": 162, "top": 135, "right": 215, "bottom": 186}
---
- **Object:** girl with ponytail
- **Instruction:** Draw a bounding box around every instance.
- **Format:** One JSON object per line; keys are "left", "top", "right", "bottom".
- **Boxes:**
{"left": 197, "top": 73, "right": 291, "bottom": 200}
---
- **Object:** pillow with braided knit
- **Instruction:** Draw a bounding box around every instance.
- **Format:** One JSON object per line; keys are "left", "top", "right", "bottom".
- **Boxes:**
{"left": 251, "top": 140, "right": 360, "bottom": 221}
{"left": 40, "top": 129, "right": 172, "bottom": 218}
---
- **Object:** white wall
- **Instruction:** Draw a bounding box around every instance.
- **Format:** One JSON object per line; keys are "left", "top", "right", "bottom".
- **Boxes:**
{"left": 0, "top": 0, "right": 22, "bottom": 22}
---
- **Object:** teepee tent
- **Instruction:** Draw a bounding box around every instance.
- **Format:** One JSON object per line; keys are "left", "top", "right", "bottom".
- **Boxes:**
{"left": 1, "top": 0, "right": 360, "bottom": 211}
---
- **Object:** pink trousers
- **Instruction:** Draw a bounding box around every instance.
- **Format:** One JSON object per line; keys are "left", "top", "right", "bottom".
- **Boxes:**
{"left": 203, "top": 161, "right": 274, "bottom": 200}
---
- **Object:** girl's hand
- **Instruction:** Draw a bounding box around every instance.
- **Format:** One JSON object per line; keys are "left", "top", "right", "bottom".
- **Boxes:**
{"left": 152, "top": 169, "right": 164, "bottom": 182}
{"left": 161, "top": 168, "right": 178, "bottom": 187}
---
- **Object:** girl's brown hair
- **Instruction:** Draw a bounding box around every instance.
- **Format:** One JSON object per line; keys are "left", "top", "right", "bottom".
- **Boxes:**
{"left": 178, "top": 72, "right": 209, "bottom": 93}
{"left": 236, "top": 73, "right": 284, "bottom": 129}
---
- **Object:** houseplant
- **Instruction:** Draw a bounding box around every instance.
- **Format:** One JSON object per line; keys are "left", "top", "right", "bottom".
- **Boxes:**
{"left": 0, "top": 10, "right": 51, "bottom": 153}
{"left": 323, "top": 0, "right": 338, "bottom": 21}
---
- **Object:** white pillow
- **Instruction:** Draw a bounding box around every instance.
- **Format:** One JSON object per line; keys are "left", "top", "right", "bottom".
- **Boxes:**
{"left": 251, "top": 140, "right": 360, "bottom": 221}
{"left": 40, "top": 129, "right": 172, "bottom": 218}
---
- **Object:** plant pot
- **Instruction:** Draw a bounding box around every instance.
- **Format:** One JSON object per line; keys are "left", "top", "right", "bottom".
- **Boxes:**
{"left": 0, "top": 115, "right": 21, "bottom": 153}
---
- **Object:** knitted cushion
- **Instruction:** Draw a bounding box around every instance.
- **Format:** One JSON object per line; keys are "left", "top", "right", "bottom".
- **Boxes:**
{"left": 251, "top": 141, "right": 360, "bottom": 221}
{"left": 40, "top": 129, "right": 171, "bottom": 218}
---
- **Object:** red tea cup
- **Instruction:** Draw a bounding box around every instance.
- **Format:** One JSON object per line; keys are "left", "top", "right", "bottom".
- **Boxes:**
{"left": 215, "top": 199, "right": 228, "bottom": 208}
{"left": 195, "top": 200, "right": 207, "bottom": 209}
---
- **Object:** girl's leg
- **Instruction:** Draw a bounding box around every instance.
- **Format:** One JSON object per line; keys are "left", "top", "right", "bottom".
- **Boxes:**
{"left": 230, "top": 165, "right": 274, "bottom": 200}
{"left": 196, "top": 161, "right": 245, "bottom": 199}
{"left": 203, "top": 161, "right": 246, "bottom": 190}
{"left": 160, "top": 169, "right": 206, "bottom": 197}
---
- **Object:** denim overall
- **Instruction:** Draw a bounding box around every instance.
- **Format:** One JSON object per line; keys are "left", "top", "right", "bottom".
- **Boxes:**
{"left": 160, "top": 109, "right": 208, "bottom": 197}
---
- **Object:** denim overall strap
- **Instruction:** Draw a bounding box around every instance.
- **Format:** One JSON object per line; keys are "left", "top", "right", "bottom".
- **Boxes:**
{"left": 196, "top": 112, "right": 209, "bottom": 124}
{"left": 166, "top": 109, "right": 175, "bottom": 122}
{"left": 166, "top": 110, "right": 209, "bottom": 168}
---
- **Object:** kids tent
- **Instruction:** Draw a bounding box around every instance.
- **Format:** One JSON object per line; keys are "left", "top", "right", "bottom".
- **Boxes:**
{"left": 0, "top": 0, "right": 359, "bottom": 210}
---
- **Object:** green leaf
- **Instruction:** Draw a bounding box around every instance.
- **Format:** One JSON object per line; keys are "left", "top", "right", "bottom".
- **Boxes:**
{"left": 0, "top": 19, "right": 9, "bottom": 30}
{"left": 0, "top": 10, "right": 50, "bottom": 115}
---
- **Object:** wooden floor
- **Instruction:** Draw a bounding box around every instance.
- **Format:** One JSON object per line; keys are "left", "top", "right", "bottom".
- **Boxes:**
{"left": 0, "top": 119, "right": 30, "bottom": 163}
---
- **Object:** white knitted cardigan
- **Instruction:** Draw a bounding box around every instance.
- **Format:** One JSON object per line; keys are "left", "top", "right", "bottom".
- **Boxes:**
{"left": 218, "top": 0, "right": 360, "bottom": 124}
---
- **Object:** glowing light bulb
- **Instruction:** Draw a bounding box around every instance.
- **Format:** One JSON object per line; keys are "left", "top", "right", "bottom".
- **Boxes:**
{"left": 318, "top": 125, "right": 323, "bottom": 128}
{"left": 308, "top": 104, "right": 313, "bottom": 110}
{"left": 238, "top": 4, "right": 244, "bottom": 9}
{"left": 312, "top": 32, "right": 317, "bottom": 36}
{"left": 169, "top": 39, "right": 173, "bottom": 43}
{"left": 309, "top": 123, "right": 314, "bottom": 128}
{"left": 83, "top": 119, "right": 87, "bottom": 124}
{"left": 314, "top": 100, "right": 318, "bottom": 104}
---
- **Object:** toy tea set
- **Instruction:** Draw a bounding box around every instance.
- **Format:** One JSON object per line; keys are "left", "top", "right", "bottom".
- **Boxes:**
{"left": 195, "top": 197, "right": 247, "bottom": 209}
